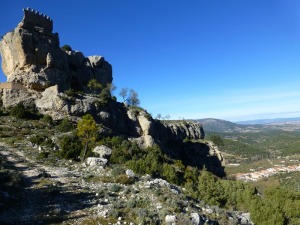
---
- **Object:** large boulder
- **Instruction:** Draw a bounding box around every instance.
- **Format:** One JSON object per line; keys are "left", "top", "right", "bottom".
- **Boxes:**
{"left": 65, "top": 51, "right": 85, "bottom": 67}
{"left": 92, "top": 145, "right": 112, "bottom": 158}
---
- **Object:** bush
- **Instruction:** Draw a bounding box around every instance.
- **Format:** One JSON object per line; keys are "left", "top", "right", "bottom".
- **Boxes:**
{"left": 42, "top": 115, "right": 54, "bottom": 125}
{"left": 115, "top": 174, "right": 135, "bottom": 185}
{"left": 37, "top": 151, "right": 49, "bottom": 160}
{"left": 64, "top": 88, "right": 76, "bottom": 97}
{"left": 208, "top": 134, "right": 224, "bottom": 147}
{"left": 29, "top": 135, "right": 45, "bottom": 146}
{"left": 9, "top": 103, "right": 40, "bottom": 119}
{"left": 109, "top": 184, "right": 122, "bottom": 193}
{"left": 59, "top": 135, "right": 82, "bottom": 161}
{"left": 57, "top": 118, "right": 75, "bottom": 132}
{"left": 9, "top": 103, "right": 30, "bottom": 119}
{"left": 61, "top": 45, "right": 72, "bottom": 52}
{"left": 29, "top": 134, "right": 55, "bottom": 148}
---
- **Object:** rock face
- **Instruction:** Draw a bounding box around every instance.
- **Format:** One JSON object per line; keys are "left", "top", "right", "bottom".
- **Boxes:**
{"left": 0, "top": 8, "right": 112, "bottom": 92}
{"left": 0, "top": 9, "right": 225, "bottom": 177}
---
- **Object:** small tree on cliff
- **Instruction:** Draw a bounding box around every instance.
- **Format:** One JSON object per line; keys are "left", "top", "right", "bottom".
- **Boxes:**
{"left": 119, "top": 88, "right": 129, "bottom": 102}
{"left": 77, "top": 114, "right": 98, "bottom": 161}
{"left": 119, "top": 88, "right": 140, "bottom": 106}
{"left": 209, "top": 134, "right": 224, "bottom": 148}
{"left": 128, "top": 89, "right": 140, "bottom": 106}
{"left": 88, "top": 79, "right": 103, "bottom": 94}
{"left": 61, "top": 44, "right": 72, "bottom": 52}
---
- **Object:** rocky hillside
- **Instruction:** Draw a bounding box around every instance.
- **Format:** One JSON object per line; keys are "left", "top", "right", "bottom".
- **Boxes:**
{"left": 0, "top": 8, "right": 242, "bottom": 225}
{"left": 0, "top": 8, "right": 225, "bottom": 172}
{"left": 0, "top": 116, "right": 250, "bottom": 224}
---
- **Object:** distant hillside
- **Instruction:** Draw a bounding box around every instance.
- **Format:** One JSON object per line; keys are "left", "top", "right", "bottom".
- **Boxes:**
{"left": 237, "top": 117, "right": 300, "bottom": 125}
{"left": 196, "top": 118, "right": 249, "bottom": 132}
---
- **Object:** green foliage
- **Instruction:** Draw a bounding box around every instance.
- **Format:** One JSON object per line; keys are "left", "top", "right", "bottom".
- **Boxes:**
{"left": 0, "top": 169, "right": 22, "bottom": 191}
{"left": 29, "top": 134, "right": 54, "bottom": 148}
{"left": 37, "top": 151, "right": 50, "bottom": 160}
{"left": 64, "top": 88, "right": 76, "bottom": 97}
{"left": 87, "top": 79, "right": 102, "bottom": 94}
{"left": 61, "top": 44, "right": 72, "bottom": 52}
{"left": 57, "top": 118, "right": 75, "bottom": 132}
{"left": 197, "top": 169, "right": 225, "bottom": 206}
{"left": 9, "top": 103, "right": 33, "bottom": 119}
{"left": 208, "top": 134, "right": 224, "bottom": 147}
{"left": 219, "top": 129, "right": 300, "bottom": 158}
{"left": 29, "top": 134, "right": 45, "bottom": 146}
{"left": 77, "top": 114, "right": 98, "bottom": 161}
{"left": 109, "top": 184, "right": 122, "bottom": 192}
{"left": 41, "top": 115, "right": 54, "bottom": 125}
{"left": 59, "top": 134, "right": 83, "bottom": 161}
{"left": 115, "top": 174, "right": 135, "bottom": 185}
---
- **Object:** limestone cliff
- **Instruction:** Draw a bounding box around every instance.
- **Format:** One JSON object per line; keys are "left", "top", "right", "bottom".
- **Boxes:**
{"left": 0, "top": 8, "right": 224, "bottom": 175}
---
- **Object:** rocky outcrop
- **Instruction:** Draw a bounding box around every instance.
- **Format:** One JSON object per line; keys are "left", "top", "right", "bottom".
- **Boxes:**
{"left": 0, "top": 8, "right": 112, "bottom": 92}
{"left": 0, "top": 9, "right": 224, "bottom": 176}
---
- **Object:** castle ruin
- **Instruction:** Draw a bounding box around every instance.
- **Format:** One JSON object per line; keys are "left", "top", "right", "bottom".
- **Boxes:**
{"left": 21, "top": 7, "right": 53, "bottom": 34}
{"left": 0, "top": 8, "right": 112, "bottom": 96}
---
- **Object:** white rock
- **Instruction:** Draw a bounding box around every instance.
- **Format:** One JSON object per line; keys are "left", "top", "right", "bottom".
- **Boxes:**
{"left": 238, "top": 212, "right": 252, "bottom": 224}
{"left": 190, "top": 212, "right": 200, "bottom": 225}
{"left": 165, "top": 215, "right": 177, "bottom": 224}
{"left": 93, "top": 145, "right": 112, "bottom": 158}
{"left": 126, "top": 169, "right": 135, "bottom": 178}
{"left": 86, "top": 157, "right": 108, "bottom": 167}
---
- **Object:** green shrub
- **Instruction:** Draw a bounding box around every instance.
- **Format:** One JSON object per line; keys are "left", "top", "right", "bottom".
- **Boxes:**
{"left": 57, "top": 118, "right": 75, "bottom": 132}
{"left": 59, "top": 135, "right": 82, "bottom": 161}
{"left": 29, "top": 134, "right": 54, "bottom": 148}
{"left": 61, "top": 45, "right": 72, "bottom": 52}
{"left": 0, "top": 169, "right": 23, "bottom": 190}
{"left": 115, "top": 174, "right": 135, "bottom": 185}
{"left": 29, "top": 134, "right": 45, "bottom": 146}
{"left": 64, "top": 88, "right": 76, "bottom": 97}
{"left": 9, "top": 103, "right": 30, "bottom": 119}
{"left": 37, "top": 151, "right": 49, "bottom": 160}
{"left": 42, "top": 115, "right": 54, "bottom": 125}
{"left": 109, "top": 184, "right": 122, "bottom": 193}
{"left": 111, "top": 166, "right": 125, "bottom": 177}
{"left": 208, "top": 134, "right": 224, "bottom": 147}
{"left": 9, "top": 103, "right": 40, "bottom": 119}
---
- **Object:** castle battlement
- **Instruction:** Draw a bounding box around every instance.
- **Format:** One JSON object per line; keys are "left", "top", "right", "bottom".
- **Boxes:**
{"left": 21, "top": 7, "right": 53, "bottom": 33}
{"left": 0, "top": 82, "right": 27, "bottom": 91}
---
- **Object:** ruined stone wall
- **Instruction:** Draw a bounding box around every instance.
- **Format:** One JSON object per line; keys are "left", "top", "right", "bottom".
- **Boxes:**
{"left": 21, "top": 8, "right": 53, "bottom": 33}
{"left": 0, "top": 82, "right": 27, "bottom": 91}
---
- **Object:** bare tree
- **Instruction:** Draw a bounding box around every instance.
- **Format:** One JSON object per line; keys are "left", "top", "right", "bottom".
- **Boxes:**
{"left": 128, "top": 89, "right": 140, "bottom": 106}
{"left": 156, "top": 113, "right": 162, "bottom": 120}
{"left": 119, "top": 88, "right": 128, "bottom": 102}
{"left": 119, "top": 88, "right": 140, "bottom": 106}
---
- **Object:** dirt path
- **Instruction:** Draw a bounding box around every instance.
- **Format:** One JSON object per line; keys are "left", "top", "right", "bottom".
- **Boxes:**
{"left": 0, "top": 143, "right": 98, "bottom": 225}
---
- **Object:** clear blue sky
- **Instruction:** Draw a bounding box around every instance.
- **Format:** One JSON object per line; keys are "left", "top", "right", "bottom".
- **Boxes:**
{"left": 1, "top": 0, "right": 300, "bottom": 121}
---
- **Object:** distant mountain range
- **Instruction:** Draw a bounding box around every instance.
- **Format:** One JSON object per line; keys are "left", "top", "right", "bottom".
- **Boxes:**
{"left": 195, "top": 118, "right": 250, "bottom": 133}
{"left": 236, "top": 117, "right": 300, "bottom": 125}
{"left": 195, "top": 117, "right": 300, "bottom": 133}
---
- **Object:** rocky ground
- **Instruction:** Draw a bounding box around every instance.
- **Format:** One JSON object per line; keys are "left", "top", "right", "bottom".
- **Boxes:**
{"left": 0, "top": 142, "right": 97, "bottom": 224}
{"left": 0, "top": 140, "right": 253, "bottom": 225}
